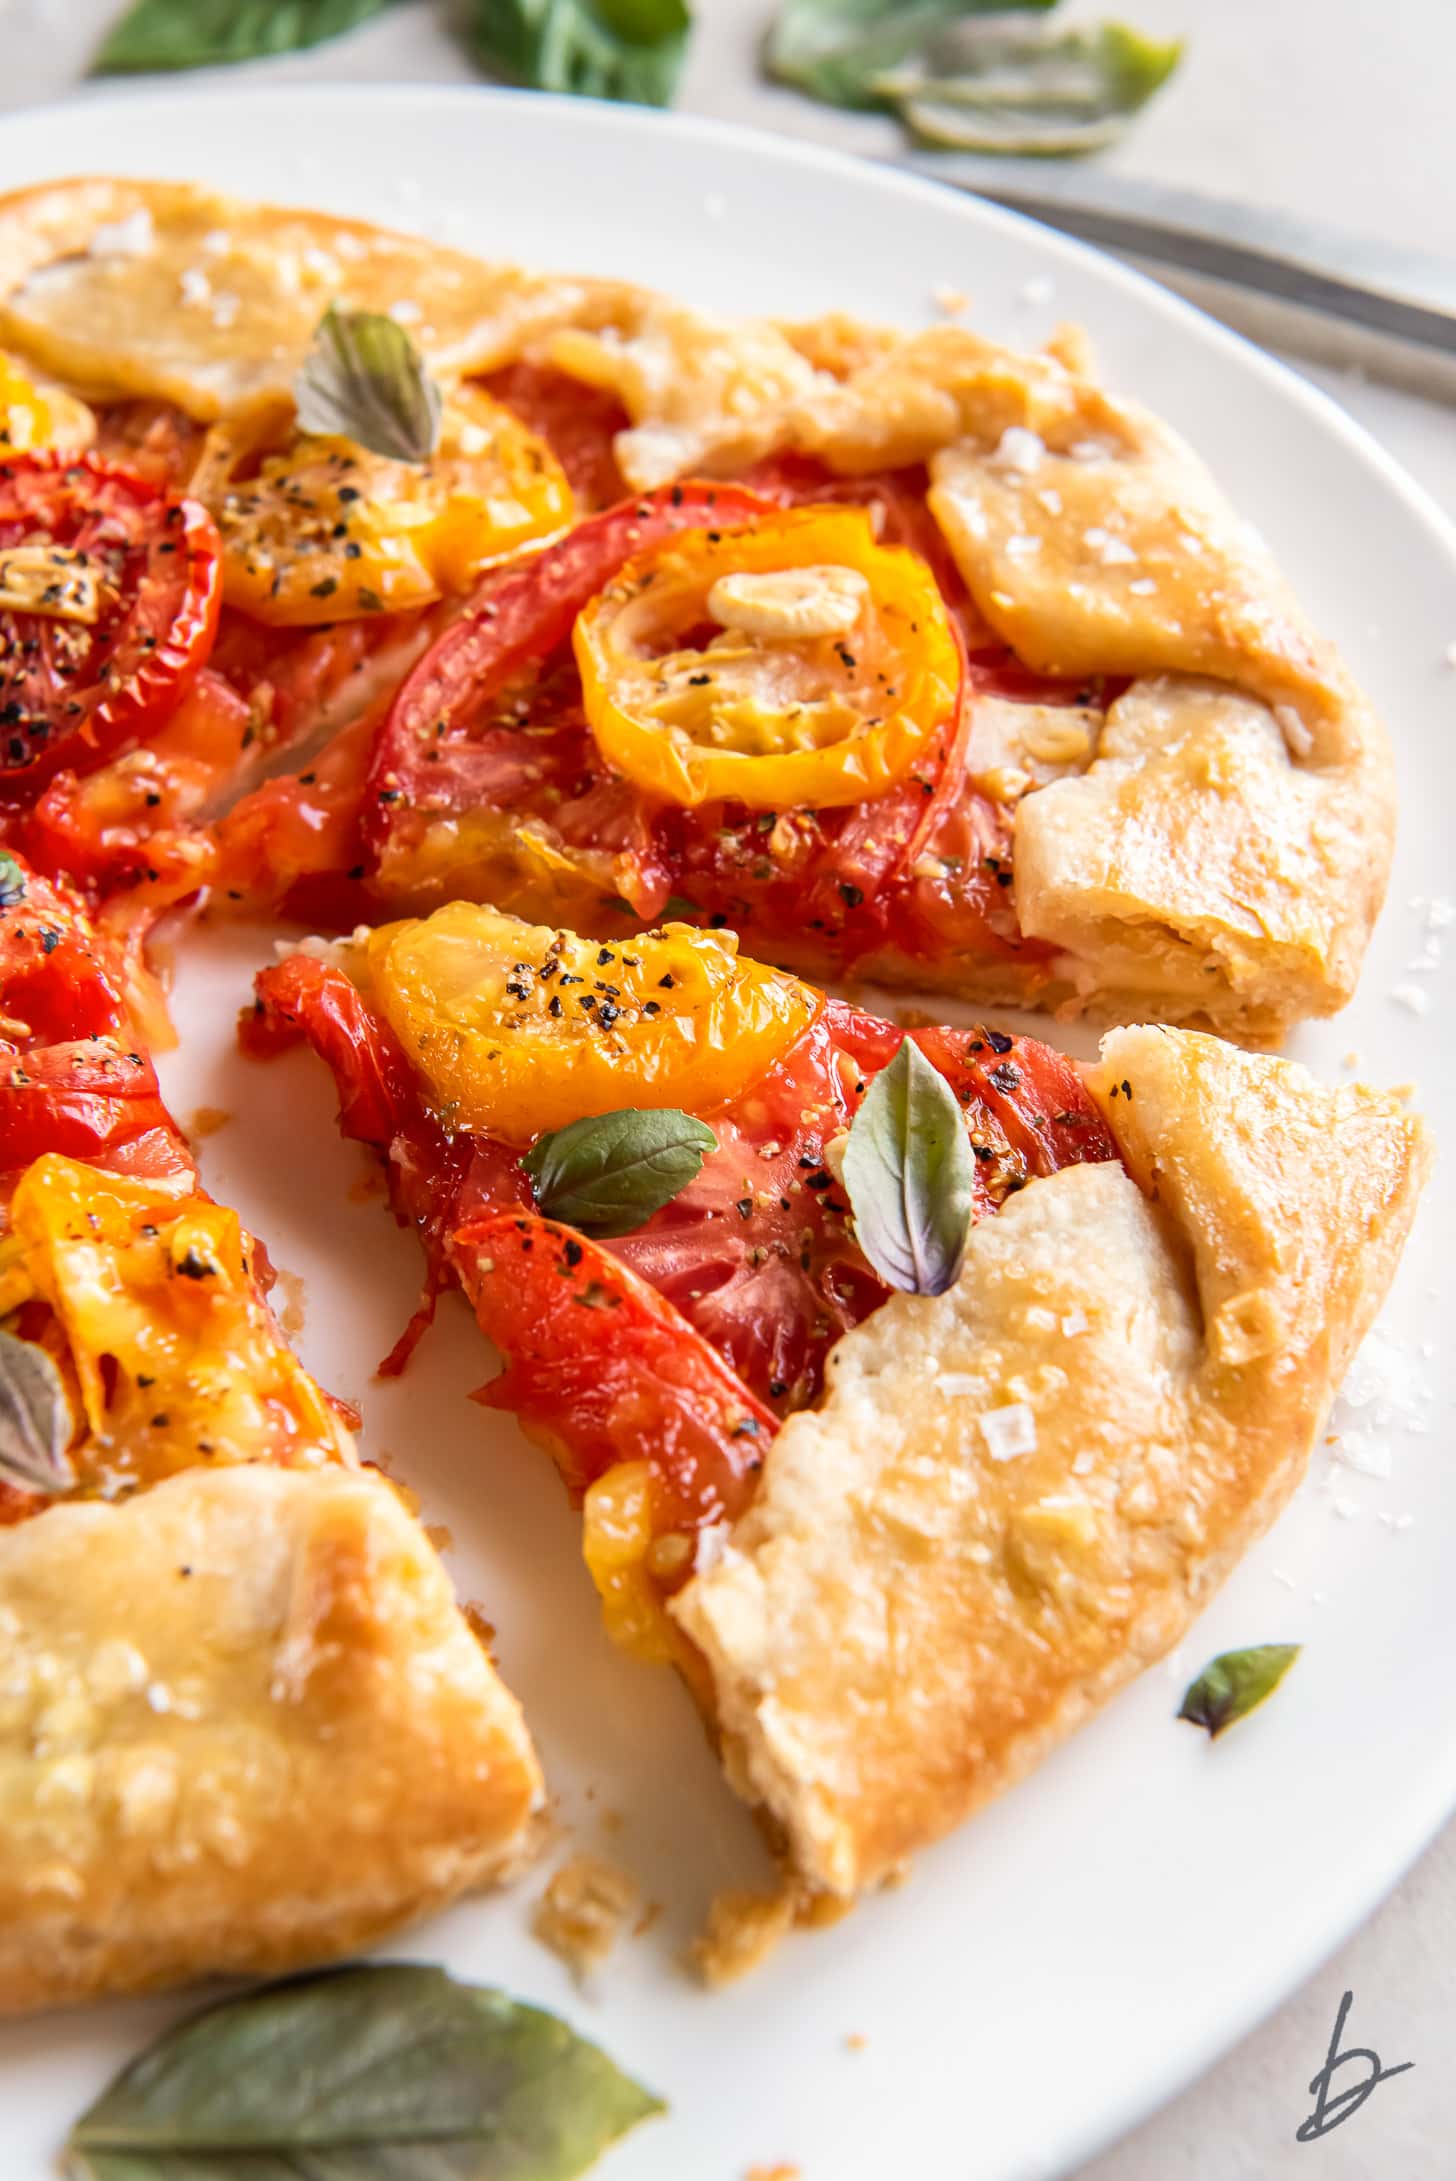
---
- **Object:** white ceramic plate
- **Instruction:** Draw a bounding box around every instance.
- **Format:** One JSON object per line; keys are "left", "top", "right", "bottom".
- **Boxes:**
{"left": 0, "top": 84, "right": 1451, "bottom": 2181}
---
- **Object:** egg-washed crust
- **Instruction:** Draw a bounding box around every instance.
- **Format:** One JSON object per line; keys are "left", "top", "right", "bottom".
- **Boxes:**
{"left": 0, "top": 177, "right": 1392, "bottom": 1039}
{"left": 0, "top": 1463, "right": 543, "bottom": 2014}
{"left": 672, "top": 1028, "right": 1431, "bottom": 1900}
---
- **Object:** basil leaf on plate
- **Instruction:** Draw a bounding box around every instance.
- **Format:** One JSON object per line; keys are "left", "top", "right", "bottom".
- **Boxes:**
{"left": 470, "top": 0, "right": 693, "bottom": 108}
{"left": 841, "top": 1037, "right": 974, "bottom": 1295}
{"left": 94, "top": 0, "right": 396, "bottom": 75}
{"left": 0, "top": 1327, "right": 74, "bottom": 1498}
{"left": 881, "top": 19, "right": 1185, "bottom": 155}
{"left": 0, "top": 851, "right": 26, "bottom": 908}
{"left": 525, "top": 1108, "right": 716, "bottom": 1236}
{"left": 294, "top": 307, "right": 443, "bottom": 464}
{"left": 1177, "top": 1644, "right": 1301, "bottom": 1739}
{"left": 66, "top": 1962, "right": 663, "bottom": 2179}
{"left": 766, "top": 0, "right": 1053, "bottom": 112}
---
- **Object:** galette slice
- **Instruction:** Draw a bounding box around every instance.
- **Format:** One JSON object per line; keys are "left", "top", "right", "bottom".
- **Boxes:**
{"left": 0, "top": 860, "right": 542, "bottom": 2014}
{"left": 250, "top": 907, "right": 1429, "bottom": 1920}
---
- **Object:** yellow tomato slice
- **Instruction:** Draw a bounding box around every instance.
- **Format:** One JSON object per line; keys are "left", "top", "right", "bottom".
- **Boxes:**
{"left": 1, "top": 1155, "right": 352, "bottom": 1492}
{"left": 0, "top": 350, "right": 95, "bottom": 454}
{"left": 193, "top": 383, "right": 573, "bottom": 627}
{"left": 363, "top": 901, "right": 820, "bottom": 1144}
{"left": 574, "top": 505, "right": 959, "bottom": 810}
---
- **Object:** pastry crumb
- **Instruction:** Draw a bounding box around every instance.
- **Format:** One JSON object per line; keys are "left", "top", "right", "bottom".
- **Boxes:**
{"left": 693, "top": 1883, "right": 797, "bottom": 1986}
{"left": 746, "top": 2166, "right": 800, "bottom": 2181}
{"left": 532, "top": 1853, "right": 640, "bottom": 1979}
{"left": 844, "top": 2031, "right": 867, "bottom": 2051}
{"left": 187, "top": 1104, "right": 231, "bottom": 1141}
{"left": 931, "top": 282, "right": 969, "bottom": 317}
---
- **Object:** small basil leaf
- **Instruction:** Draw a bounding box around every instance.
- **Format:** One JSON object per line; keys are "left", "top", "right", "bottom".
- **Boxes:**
{"left": 882, "top": 20, "right": 1184, "bottom": 155}
{"left": 1178, "top": 1644, "right": 1301, "bottom": 1739}
{"left": 67, "top": 1962, "right": 663, "bottom": 2179}
{"left": 767, "top": 0, "right": 1053, "bottom": 112}
{"left": 0, "top": 851, "right": 26, "bottom": 908}
{"left": 293, "top": 307, "right": 443, "bottom": 464}
{"left": 841, "top": 1037, "right": 974, "bottom": 1295}
{"left": 93, "top": 0, "right": 395, "bottom": 75}
{"left": 470, "top": 0, "right": 692, "bottom": 108}
{"left": 0, "top": 1326, "right": 74, "bottom": 1497}
{"left": 525, "top": 1108, "right": 716, "bottom": 1237}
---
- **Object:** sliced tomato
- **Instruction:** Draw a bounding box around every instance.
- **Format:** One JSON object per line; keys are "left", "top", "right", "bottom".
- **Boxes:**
{"left": 0, "top": 453, "right": 221, "bottom": 798}
{"left": 0, "top": 860, "right": 129, "bottom": 1043}
{"left": 480, "top": 361, "right": 629, "bottom": 513}
{"left": 0, "top": 1037, "right": 192, "bottom": 1184}
{"left": 91, "top": 401, "right": 207, "bottom": 493}
{"left": 451, "top": 1211, "right": 775, "bottom": 1532}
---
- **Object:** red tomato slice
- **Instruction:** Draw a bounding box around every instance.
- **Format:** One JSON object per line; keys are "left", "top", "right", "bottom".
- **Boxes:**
{"left": 480, "top": 361, "right": 629, "bottom": 512}
{"left": 0, "top": 860, "right": 129, "bottom": 1043}
{"left": 0, "top": 453, "right": 221, "bottom": 798}
{"left": 451, "top": 1211, "right": 776, "bottom": 1532}
{"left": 362, "top": 480, "right": 776, "bottom": 874}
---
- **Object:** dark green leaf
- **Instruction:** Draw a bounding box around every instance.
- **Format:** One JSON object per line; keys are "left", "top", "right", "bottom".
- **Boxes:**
{"left": 0, "top": 1326, "right": 74, "bottom": 1497}
{"left": 469, "top": 0, "right": 692, "bottom": 107}
{"left": 0, "top": 850, "right": 26, "bottom": 908}
{"left": 841, "top": 1038, "right": 974, "bottom": 1295}
{"left": 766, "top": 0, "right": 1053, "bottom": 112}
{"left": 525, "top": 1108, "right": 716, "bottom": 1237}
{"left": 1178, "top": 1644, "right": 1301, "bottom": 1739}
{"left": 294, "top": 308, "right": 442, "bottom": 464}
{"left": 883, "top": 20, "right": 1185, "bottom": 154}
{"left": 93, "top": 0, "right": 395, "bottom": 75}
{"left": 67, "top": 1963, "right": 662, "bottom": 2179}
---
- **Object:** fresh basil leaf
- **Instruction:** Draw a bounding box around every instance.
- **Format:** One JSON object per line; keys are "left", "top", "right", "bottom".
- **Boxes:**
{"left": 0, "top": 1326, "right": 74, "bottom": 1497}
{"left": 841, "top": 1037, "right": 974, "bottom": 1295}
{"left": 293, "top": 307, "right": 443, "bottom": 464}
{"left": 767, "top": 0, "right": 1053, "bottom": 112}
{"left": 883, "top": 20, "right": 1184, "bottom": 155}
{"left": 93, "top": 0, "right": 396, "bottom": 75}
{"left": 0, "top": 851, "right": 26, "bottom": 908}
{"left": 525, "top": 1108, "right": 716, "bottom": 1237}
{"left": 1178, "top": 1643, "right": 1301, "bottom": 1739}
{"left": 470, "top": 0, "right": 692, "bottom": 108}
{"left": 67, "top": 1962, "right": 662, "bottom": 2179}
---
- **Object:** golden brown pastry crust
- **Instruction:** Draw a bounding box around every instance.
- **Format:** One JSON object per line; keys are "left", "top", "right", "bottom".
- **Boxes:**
{"left": 672, "top": 1029, "right": 1430, "bottom": 1898}
{"left": 0, "top": 177, "right": 627, "bottom": 418}
{"left": 0, "top": 1464, "right": 542, "bottom": 2014}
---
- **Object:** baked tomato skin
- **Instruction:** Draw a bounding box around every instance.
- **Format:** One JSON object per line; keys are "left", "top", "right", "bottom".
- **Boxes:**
{"left": 478, "top": 361, "right": 629, "bottom": 513}
{"left": 0, "top": 453, "right": 221, "bottom": 798}
{"left": 451, "top": 1211, "right": 776, "bottom": 1533}
{"left": 0, "top": 854, "right": 194, "bottom": 1191}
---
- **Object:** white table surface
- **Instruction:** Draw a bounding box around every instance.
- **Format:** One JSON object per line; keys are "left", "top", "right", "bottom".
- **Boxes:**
{"left": 1, "top": 2, "right": 1452, "bottom": 2173}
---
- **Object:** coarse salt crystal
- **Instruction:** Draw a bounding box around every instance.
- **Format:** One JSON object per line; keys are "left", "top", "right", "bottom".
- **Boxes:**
{"left": 1332, "top": 1495, "right": 1363, "bottom": 1520}
{"left": 989, "top": 425, "right": 1045, "bottom": 475}
{"left": 1071, "top": 1449, "right": 1094, "bottom": 1475}
{"left": 1128, "top": 577, "right": 1157, "bottom": 596}
{"left": 1005, "top": 533, "right": 1042, "bottom": 560}
{"left": 1271, "top": 1568, "right": 1297, "bottom": 1589}
{"left": 979, "top": 1402, "right": 1037, "bottom": 1461}
{"left": 210, "top": 292, "right": 240, "bottom": 331}
{"left": 1062, "top": 1309, "right": 1088, "bottom": 1337}
{"left": 1083, "top": 526, "right": 1136, "bottom": 566}
{"left": 177, "top": 267, "right": 211, "bottom": 307}
{"left": 1390, "top": 984, "right": 1430, "bottom": 1015}
{"left": 694, "top": 1522, "right": 731, "bottom": 1573}
{"left": 937, "top": 1371, "right": 982, "bottom": 1397}
{"left": 1020, "top": 275, "right": 1055, "bottom": 306}
{"left": 201, "top": 228, "right": 232, "bottom": 256}
{"left": 89, "top": 208, "right": 154, "bottom": 259}
{"left": 1036, "top": 486, "right": 1063, "bottom": 516}
{"left": 389, "top": 299, "right": 423, "bottom": 325}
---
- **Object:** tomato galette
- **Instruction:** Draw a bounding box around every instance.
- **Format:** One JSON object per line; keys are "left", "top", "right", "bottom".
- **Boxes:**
{"left": 0, "top": 859, "right": 541, "bottom": 2014}
{"left": 0, "top": 177, "right": 1392, "bottom": 1039}
{"left": 251, "top": 905, "right": 1429, "bottom": 1917}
